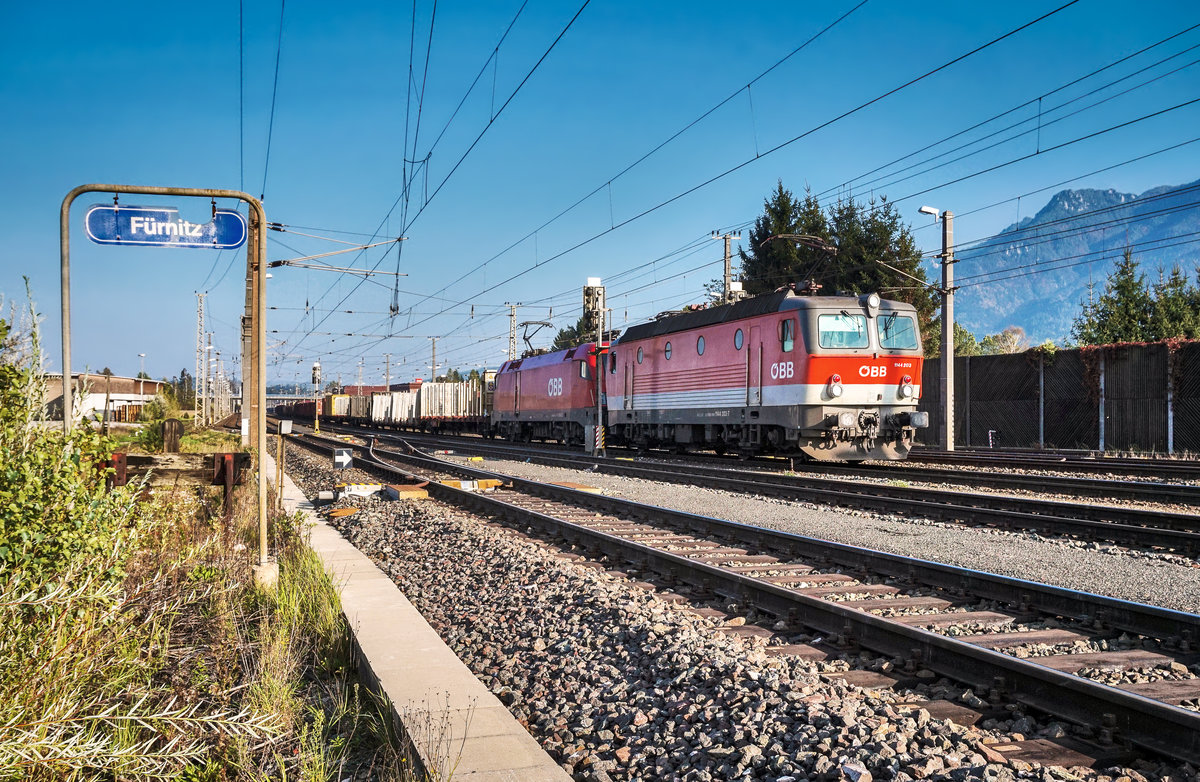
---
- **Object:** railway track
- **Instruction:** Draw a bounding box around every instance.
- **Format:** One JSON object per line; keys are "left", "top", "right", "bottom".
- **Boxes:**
{"left": 909, "top": 448, "right": 1200, "bottom": 482}
{"left": 315, "top": 421, "right": 1200, "bottom": 505}
{"left": 292, "top": 431, "right": 1200, "bottom": 766}
{"left": 319, "top": 426, "right": 1200, "bottom": 553}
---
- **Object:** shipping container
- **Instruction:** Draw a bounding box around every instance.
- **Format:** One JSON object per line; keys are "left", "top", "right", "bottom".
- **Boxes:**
{"left": 348, "top": 394, "right": 370, "bottom": 420}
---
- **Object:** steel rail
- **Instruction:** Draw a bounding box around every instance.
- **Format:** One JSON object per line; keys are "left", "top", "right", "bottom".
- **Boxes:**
{"left": 294, "top": 434, "right": 1200, "bottom": 765}
{"left": 346, "top": 430, "right": 1200, "bottom": 551}
{"left": 325, "top": 422, "right": 1200, "bottom": 505}
{"left": 910, "top": 448, "right": 1200, "bottom": 480}
{"left": 363, "top": 440, "right": 1200, "bottom": 642}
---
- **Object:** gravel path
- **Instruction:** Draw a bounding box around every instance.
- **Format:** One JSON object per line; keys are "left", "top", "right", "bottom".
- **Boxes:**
{"left": 281, "top": 443, "right": 1195, "bottom": 782}
{"left": 442, "top": 456, "right": 1200, "bottom": 614}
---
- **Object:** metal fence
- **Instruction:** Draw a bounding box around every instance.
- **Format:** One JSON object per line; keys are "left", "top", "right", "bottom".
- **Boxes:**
{"left": 918, "top": 341, "right": 1199, "bottom": 454}
{"left": 1176, "top": 342, "right": 1200, "bottom": 454}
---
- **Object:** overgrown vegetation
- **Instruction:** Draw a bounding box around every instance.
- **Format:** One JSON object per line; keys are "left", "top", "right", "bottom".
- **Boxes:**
{"left": 0, "top": 293, "right": 410, "bottom": 780}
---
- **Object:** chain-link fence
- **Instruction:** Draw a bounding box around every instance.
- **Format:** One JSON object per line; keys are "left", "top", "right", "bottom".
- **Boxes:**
{"left": 916, "top": 341, "right": 1194, "bottom": 453}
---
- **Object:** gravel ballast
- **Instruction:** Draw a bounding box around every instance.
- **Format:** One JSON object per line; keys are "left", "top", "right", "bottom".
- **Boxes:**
{"left": 441, "top": 455, "right": 1200, "bottom": 614}
{"left": 283, "top": 443, "right": 1197, "bottom": 782}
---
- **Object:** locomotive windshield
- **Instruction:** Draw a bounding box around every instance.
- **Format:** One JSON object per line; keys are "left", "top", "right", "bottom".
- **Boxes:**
{"left": 879, "top": 312, "right": 919, "bottom": 350}
{"left": 818, "top": 313, "right": 869, "bottom": 348}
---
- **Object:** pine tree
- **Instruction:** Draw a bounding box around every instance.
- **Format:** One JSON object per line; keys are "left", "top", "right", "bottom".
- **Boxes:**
{"left": 550, "top": 315, "right": 591, "bottom": 351}
{"left": 1149, "top": 265, "right": 1200, "bottom": 339}
{"left": 739, "top": 182, "right": 828, "bottom": 295}
{"left": 737, "top": 182, "right": 937, "bottom": 333}
{"left": 1071, "top": 249, "right": 1154, "bottom": 345}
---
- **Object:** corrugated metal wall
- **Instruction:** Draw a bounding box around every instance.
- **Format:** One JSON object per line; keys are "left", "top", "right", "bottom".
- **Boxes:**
{"left": 1104, "top": 344, "right": 1167, "bottom": 452}
{"left": 965, "top": 353, "right": 1038, "bottom": 449}
{"left": 1175, "top": 342, "right": 1200, "bottom": 453}
{"left": 1042, "top": 351, "right": 1096, "bottom": 450}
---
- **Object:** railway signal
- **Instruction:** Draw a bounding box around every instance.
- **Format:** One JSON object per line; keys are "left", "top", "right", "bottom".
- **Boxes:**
{"left": 583, "top": 280, "right": 605, "bottom": 332}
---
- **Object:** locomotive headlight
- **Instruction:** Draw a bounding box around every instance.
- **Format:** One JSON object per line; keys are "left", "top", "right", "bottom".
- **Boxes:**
{"left": 827, "top": 374, "right": 843, "bottom": 398}
{"left": 861, "top": 292, "right": 881, "bottom": 316}
{"left": 899, "top": 375, "right": 914, "bottom": 399}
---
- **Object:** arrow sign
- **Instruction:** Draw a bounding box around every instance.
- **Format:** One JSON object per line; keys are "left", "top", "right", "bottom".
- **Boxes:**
{"left": 85, "top": 204, "right": 247, "bottom": 249}
{"left": 332, "top": 448, "right": 352, "bottom": 469}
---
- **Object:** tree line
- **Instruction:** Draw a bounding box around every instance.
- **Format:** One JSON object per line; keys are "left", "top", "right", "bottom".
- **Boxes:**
{"left": 544, "top": 181, "right": 1198, "bottom": 354}
{"left": 1071, "top": 248, "right": 1200, "bottom": 345}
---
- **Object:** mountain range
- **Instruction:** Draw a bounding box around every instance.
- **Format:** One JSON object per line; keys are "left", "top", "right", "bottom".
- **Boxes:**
{"left": 950, "top": 177, "right": 1200, "bottom": 343}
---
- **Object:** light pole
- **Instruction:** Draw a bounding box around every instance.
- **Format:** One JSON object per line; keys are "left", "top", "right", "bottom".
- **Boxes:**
{"left": 137, "top": 353, "right": 145, "bottom": 398}
{"left": 919, "top": 205, "right": 956, "bottom": 452}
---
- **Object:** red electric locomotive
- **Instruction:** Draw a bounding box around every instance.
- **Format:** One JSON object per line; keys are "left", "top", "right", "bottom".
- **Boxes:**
{"left": 605, "top": 288, "right": 927, "bottom": 460}
{"left": 493, "top": 342, "right": 603, "bottom": 444}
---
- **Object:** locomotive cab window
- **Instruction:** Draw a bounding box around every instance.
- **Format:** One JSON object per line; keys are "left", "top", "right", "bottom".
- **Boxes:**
{"left": 818, "top": 313, "right": 869, "bottom": 349}
{"left": 579, "top": 360, "right": 589, "bottom": 379}
{"left": 780, "top": 319, "right": 795, "bottom": 352}
{"left": 878, "top": 312, "right": 918, "bottom": 350}
{"left": 664, "top": 342, "right": 672, "bottom": 360}
{"left": 610, "top": 351, "right": 617, "bottom": 373}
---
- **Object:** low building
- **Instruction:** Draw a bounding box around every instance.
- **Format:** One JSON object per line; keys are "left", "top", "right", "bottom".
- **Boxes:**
{"left": 43, "top": 373, "right": 167, "bottom": 423}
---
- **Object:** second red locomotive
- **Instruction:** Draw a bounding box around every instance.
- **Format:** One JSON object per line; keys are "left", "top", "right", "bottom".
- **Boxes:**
{"left": 492, "top": 342, "right": 602, "bottom": 445}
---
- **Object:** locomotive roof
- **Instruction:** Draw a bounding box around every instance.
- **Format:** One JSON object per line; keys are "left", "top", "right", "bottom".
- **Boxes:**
{"left": 617, "top": 290, "right": 912, "bottom": 343}
{"left": 499, "top": 342, "right": 596, "bottom": 373}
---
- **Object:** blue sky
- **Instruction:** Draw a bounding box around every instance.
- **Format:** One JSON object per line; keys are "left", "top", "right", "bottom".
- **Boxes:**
{"left": 2, "top": 0, "right": 1197, "bottom": 386}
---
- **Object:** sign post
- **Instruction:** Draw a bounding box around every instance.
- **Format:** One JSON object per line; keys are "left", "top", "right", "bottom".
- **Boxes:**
{"left": 60, "top": 184, "right": 275, "bottom": 588}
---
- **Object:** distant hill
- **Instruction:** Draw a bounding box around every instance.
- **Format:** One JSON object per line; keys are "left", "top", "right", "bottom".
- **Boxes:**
{"left": 952, "top": 178, "right": 1200, "bottom": 342}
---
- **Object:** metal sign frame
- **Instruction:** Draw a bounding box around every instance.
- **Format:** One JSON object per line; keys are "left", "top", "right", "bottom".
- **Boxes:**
{"left": 60, "top": 184, "right": 271, "bottom": 580}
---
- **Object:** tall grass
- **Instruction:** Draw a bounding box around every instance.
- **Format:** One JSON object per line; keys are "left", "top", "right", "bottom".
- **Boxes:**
{"left": 0, "top": 292, "right": 410, "bottom": 779}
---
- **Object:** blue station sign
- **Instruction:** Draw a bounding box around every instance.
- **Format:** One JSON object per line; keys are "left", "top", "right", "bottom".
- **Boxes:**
{"left": 84, "top": 204, "right": 247, "bottom": 250}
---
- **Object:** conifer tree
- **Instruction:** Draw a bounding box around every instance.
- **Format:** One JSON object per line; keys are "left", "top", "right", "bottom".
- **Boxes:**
{"left": 551, "top": 315, "right": 591, "bottom": 351}
{"left": 738, "top": 181, "right": 937, "bottom": 332}
{"left": 739, "top": 182, "right": 828, "bottom": 295}
{"left": 1072, "top": 249, "right": 1154, "bottom": 344}
{"left": 1149, "top": 265, "right": 1200, "bottom": 339}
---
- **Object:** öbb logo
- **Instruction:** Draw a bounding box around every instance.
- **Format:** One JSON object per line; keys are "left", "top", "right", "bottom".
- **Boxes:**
{"left": 547, "top": 377, "right": 564, "bottom": 396}
{"left": 770, "top": 362, "right": 794, "bottom": 380}
{"left": 858, "top": 365, "right": 887, "bottom": 378}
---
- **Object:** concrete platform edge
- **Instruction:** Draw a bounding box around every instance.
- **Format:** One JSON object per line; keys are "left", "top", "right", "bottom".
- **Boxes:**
{"left": 266, "top": 453, "right": 571, "bottom": 781}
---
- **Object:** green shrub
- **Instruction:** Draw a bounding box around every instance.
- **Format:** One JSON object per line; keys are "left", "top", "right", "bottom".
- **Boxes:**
{"left": 0, "top": 311, "right": 139, "bottom": 585}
